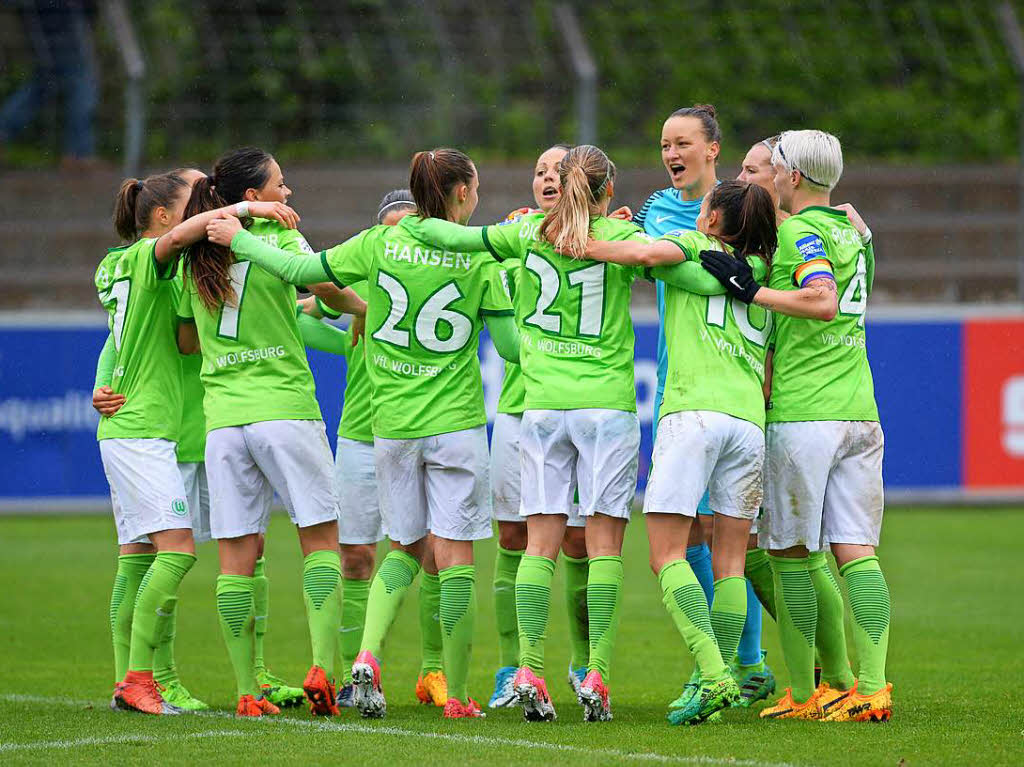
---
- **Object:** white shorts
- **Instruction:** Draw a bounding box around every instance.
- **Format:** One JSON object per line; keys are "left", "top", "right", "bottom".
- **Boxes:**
{"left": 205, "top": 420, "right": 339, "bottom": 540}
{"left": 520, "top": 409, "right": 639, "bottom": 521}
{"left": 644, "top": 410, "right": 764, "bottom": 521}
{"left": 762, "top": 421, "right": 885, "bottom": 552}
{"left": 100, "top": 438, "right": 192, "bottom": 545}
{"left": 179, "top": 461, "right": 212, "bottom": 544}
{"left": 335, "top": 437, "right": 385, "bottom": 545}
{"left": 374, "top": 426, "right": 493, "bottom": 546}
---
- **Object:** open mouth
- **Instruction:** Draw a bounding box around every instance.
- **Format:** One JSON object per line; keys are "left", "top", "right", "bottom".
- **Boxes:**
{"left": 541, "top": 186, "right": 559, "bottom": 199}
{"left": 669, "top": 164, "right": 686, "bottom": 177}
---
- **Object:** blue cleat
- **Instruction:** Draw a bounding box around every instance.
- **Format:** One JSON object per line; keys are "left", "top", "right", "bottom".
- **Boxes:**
{"left": 488, "top": 666, "right": 517, "bottom": 708}
{"left": 568, "top": 663, "right": 587, "bottom": 699}
{"left": 335, "top": 683, "right": 356, "bottom": 708}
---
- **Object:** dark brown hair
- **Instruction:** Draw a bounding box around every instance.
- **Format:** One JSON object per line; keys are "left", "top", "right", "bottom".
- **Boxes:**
{"left": 182, "top": 147, "right": 275, "bottom": 312}
{"left": 409, "top": 148, "right": 475, "bottom": 220}
{"left": 113, "top": 173, "right": 189, "bottom": 242}
{"left": 670, "top": 103, "right": 722, "bottom": 146}
{"left": 539, "top": 144, "right": 616, "bottom": 260}
{"left": 707, "top": 180, "right": 778, "bottom": 263}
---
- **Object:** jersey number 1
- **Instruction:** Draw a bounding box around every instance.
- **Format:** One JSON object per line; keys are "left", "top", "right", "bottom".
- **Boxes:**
{"left": 217, "top": 261, "right": 252, "bottom": 339}
{"left": 103, "top": 279, "right": 131, "bottom": 352}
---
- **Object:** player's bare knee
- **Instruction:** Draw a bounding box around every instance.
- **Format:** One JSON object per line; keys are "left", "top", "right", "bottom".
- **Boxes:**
{"left": 341, "top": 544, "right": 375, "bottom": 579}
{"left": 498, "top": 521, "right": 528, "bottom": 551}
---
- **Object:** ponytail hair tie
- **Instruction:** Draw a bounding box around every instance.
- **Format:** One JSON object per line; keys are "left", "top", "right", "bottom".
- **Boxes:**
{"left": 134, "top": 180, "right": 144, "bottom": 192}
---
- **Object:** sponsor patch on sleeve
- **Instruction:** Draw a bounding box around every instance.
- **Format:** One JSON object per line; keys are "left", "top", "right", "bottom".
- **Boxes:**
{"left": 795, "top": 234, "right": 827, "bottom": 261}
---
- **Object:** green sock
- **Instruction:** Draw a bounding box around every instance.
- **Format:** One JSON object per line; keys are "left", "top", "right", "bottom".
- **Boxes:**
{"left": 216, "top": 574, "right": 258, "bottom": 697}
{"left": 439, "top": 565, "right": 476, "bottom": 702}
{"left": 152, "top": 604, "right": 179, "bottom": 686}
{"left": 252, "top": 557, "right": 268, "bottom": 673}
{"left": 744, "top": 548, "right": 776, "bottom": 621}
{"left": 710, "top": 576, "right": 746, "bottom": 665}
{"left": 361, "top": 550, "right": 420, "bottom": 657}
{"left": 563, "top": 553, "right": 590, "bottom": 669}
{"left": 586, "top": 555, "right": 623, "bottom": 681}
{"left": 808, "top": 551, "right": 856, "bottom": 690}
{"left": 658, "top": 559, "right": 728, "bottom": 683}
{"left": 420, "top": 572, "right": 443, "bottom": 674}
{"left": 770, "top": 555, "right": 817, "bottom": 703}
{"left": 303, "top": 550, "right": 342, "bottom": 678}
{"left": 110, "top": 553, "right": 154, "bottom": 681}
{"left": 127, "top": 552, "right": 196, "bottom": 673}
{"left": 493, "top": 547, "right": 523, "bottom": 667}
{"left": 338, "top": 577, "right": 370, "bottom": 684}
{"left": 840, "top": 555, "right": 891, "bottom": 695}
{"left": 516, "top": 555, "right": 555, "bottom": 674}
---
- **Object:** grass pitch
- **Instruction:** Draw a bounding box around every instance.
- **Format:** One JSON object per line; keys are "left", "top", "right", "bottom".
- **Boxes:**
{"left": 1, "top": 508, "right": 1021, "bottom": 766}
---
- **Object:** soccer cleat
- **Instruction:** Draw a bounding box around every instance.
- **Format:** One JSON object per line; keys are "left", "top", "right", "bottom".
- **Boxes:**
{"left": 335, "top": 683, "right": 356, "bottom": 708}
{"left": 731, "top": 652, "right": 776, "bottom": 707}
{"left": 303, "top": 665, "right": 339, "bottom": 717}
{"left": 667, "top": 676, "right": 740, "bottom": 726}
{"left": 257, "top": 668, "right": 306, "bottom": 708}
{"left": 236, "top": 694, "right": 281, "bottom": 717}
{"left": 443, "top": 697, "right": 486, "bottom": 719}
{"left": 415, "top": 671, "right": 448, "bottom": 707}
{"left": 759, "top": 687, "right": 822, "bottom": 720}
{"left": 488, "top": 666, "right": 517, "bottom": 708}
{"left": 513, "top": 666, "right": 557, "bottom": 722}
{"left": 668, "top": 667, "right": 701, "bottom": 709}
{"left": 158, "top": 679, "right": 210, "bottom": 711}
{"left": 821, "top": 681, "right": 892, "bottom": 723}
{"left": 815, "top": 682, "right": 853, "bottom": 720}
{"left": 578, "top": 670, "right": 612, "bottom": 722}
{"left": 113, "top": 671, "right": 180, "bottom": 715}
{"left": 568, "top": 663, "right": 587, "bottom": 699}
{"left": 351, "top": 650, "right": 387, "bottom": 719}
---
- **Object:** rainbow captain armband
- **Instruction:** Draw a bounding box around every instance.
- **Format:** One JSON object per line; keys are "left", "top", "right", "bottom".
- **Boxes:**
{"left": 794, "top": 258, "right": 835, "bottom": 287}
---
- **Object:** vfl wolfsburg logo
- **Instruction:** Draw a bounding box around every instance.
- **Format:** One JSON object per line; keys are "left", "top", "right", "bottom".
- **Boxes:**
{"left": 171, "top": 498, "right": 188, "bottom": 517}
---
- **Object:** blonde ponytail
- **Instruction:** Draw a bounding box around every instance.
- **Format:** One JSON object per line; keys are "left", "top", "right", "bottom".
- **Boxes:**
{"left": 539, "top": 144, "right": 615, "bottom": 260}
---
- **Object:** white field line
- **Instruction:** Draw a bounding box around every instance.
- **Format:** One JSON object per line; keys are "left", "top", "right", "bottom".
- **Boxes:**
{"left": 0, "top": 730, "right": 250, "bottom": 753}
{"left": 0, "top": 693, "right": 805, "bottom": 767}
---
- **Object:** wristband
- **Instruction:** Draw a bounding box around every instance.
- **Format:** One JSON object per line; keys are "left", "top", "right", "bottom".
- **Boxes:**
{"left": 860, "top": 226, "right": 872, "bottom": 245}
{"left": 235, "top": 202, "right": 250, "bottom": 218}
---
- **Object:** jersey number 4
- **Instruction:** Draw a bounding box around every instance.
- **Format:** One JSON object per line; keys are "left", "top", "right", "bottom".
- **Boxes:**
{"left": 523, "top": 252, "right": 604, "bottom": 337}
{"left": 838, "top": 253, "right": 868, "bottom": 327}
{"left": 372, "top": 271, "right": 473, "bottom": 352}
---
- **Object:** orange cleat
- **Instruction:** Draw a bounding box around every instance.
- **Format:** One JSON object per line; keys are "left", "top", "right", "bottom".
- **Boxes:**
{"left": 821, "top": 681, "right": 892, "bottom": 722}
{"left": 236, "top": 694, "right": 280, "bottom": 717}
{"left": 759, "top": 687, "right": 822, "bottom": 720}
{"left": 113, "top": 671, "right": 180, "bottom": 715}
{"left": 815, "top": 682, "right": 853, "bottom": 720}
{"left": 415, "top": 671, "right": 448, "bottom": 707}
{"left": 303, "top": 665, "right": 339, "bottom": 717}
{"left": 443, "top": 697, "right": 486, "bottom": 718}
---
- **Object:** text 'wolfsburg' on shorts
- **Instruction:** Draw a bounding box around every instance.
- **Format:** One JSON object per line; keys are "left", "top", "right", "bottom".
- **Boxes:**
{"left": 644, "top": 410, "right": 764, "bottom": 520}
{"left": 334, "top": 437, "right": 386, "bottom": 545}
{"left": 100, "top": 438, "right": 192, "bottom": 545}
{"left": 205, "top": 419, "right": 339, "bottom": 539}
{"left": 519, "top": 409, "right": 640, "bottom": 521}
{"left": 762, "top": 420, "right": 885, "bottom": 552}
{"left": 374, "top": 426, "right": 493, "bottom": 546}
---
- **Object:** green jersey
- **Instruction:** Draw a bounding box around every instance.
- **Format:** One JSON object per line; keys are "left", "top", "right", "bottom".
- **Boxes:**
{"left": 336, "top": 282, "right": 374, "bottom": 444}
{"left": 767, "top": 206, "right": 878, "bottom": 423}
{"left": 178, "top": 219, "right": 322, "bottom": 432}
{"left": 94, "top": 238, "right": 182, "bottom": 442}
{"left": 480, "top": 213, "right": 646, "bottom": 412}
{"left": 177, "top": 353, "right": 206, "bottom": 461}
{"left": 496, "top": 259, "right": 526, "bottom": 415}
{"left": 657, "top": 231, "right": 771, "bottom": 429}
{"left": 321, "top": 215, "right": 513, "bottom": 439}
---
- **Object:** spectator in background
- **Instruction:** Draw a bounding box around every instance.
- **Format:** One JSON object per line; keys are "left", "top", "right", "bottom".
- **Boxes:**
{"left": 0, "top": 1, "right": 99, "bottom": 168}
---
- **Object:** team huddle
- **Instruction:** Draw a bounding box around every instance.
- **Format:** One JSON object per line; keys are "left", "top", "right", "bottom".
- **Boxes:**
{"left": 92, "top": 103, "right": 892, "bottom": 726}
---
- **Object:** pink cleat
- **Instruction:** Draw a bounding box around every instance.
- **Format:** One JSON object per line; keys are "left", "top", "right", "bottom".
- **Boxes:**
{"left": 443, "top": 697, "right": 486, "bottom": 719}
{"left": 351, "top": 650, "right": 386, "bottom": 718}
{"left": 578, "top": 670, "right": 613, "bottom": 722}
{"left": 513, "top": 666, "right": 556, "bottom": 722}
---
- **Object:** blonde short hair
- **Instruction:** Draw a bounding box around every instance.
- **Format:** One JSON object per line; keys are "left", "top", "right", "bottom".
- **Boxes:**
{"left": 771, "top": 130, "right": 843, "bottom": 190}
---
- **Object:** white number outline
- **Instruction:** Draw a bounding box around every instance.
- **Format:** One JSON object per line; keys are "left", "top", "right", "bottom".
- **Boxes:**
{"left": 102, "top": 278, "right": 132, "bottom": 352}
{"left": 705, "top": 293, "right": 773, "bottom": 347}
{"left": 523, "top": 251, "right": 561, "bottom": 333}
{"left": 216, "top": 261, "right": 253, "bottom": 340}
{"left": 372, "top": 270, "right": 412, "bottom": 348}
{"left": 838, "top": 252, "right": 868, "bottom": 327}
{"left": 566, "top": 262, "right": 606, "bottom": 338}
{"left": 371, "top": 272, "right": 475, "bottom": 353}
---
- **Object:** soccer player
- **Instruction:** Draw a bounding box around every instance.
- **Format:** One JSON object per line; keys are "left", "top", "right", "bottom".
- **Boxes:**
{"left": 205, "top": 147, "right": 520, "bottom": 720}
{"left": 96, "top": 171, "right": 297, "bottom": 715}
{"left": 488, "top": 144, "right": 593, "bottom": 709}
{"left": 701, "top": 130, "right": 892, "bottom": 722}
{"left": 175, "top": 148, "right": 359, "bottom": 718}
{"left": 583, "top": 181, "right": 779, "bottom": 723}
{"left": 411, "top": 145, "right": 649, "bottom": 723}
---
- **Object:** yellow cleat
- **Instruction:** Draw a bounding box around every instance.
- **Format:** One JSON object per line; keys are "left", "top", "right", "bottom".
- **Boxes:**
{"left": 759, "top": 687, "right": 822, "bottom": 720}
{"left": 821, "top": 681, "right": 892, "bottom": 722}
{"left": 415, "top": 671, "right": 448, "bottom": 707}
{"left": 815, "top": 682, "right": 853, "bottom": 720}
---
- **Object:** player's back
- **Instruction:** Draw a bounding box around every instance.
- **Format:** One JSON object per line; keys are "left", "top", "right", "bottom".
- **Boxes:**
{"left": 768, "top": 207, "right": 877, "bottom": 423}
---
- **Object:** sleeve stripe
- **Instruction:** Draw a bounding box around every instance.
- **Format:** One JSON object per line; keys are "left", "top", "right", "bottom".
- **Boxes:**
{"left": 315, "top": 296, "right": 343, "bottom": 319}
{"left": 319, "top": 250, "right": 347, "bottom": 289}
{"left": 481, "top": 226, "right": 504, "bottom": 261}
{"left": 176, "top": 315, "right": 195, "bottom": 324}
{"left": 479, "top": 308, "right": 515, "bottom": 317}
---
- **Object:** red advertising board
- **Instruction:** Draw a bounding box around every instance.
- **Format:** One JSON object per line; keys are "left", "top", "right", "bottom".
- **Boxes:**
{"left": 963, "top": 319, "right": 1024, "bottom": 489}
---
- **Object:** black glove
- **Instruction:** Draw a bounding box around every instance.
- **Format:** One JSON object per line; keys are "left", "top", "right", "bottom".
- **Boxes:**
{"left": 699, "top": 250, "right": 760, "bottom": 304}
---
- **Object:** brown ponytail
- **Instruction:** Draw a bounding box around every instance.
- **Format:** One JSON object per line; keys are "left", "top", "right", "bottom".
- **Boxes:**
{"left": 409, "top": 148, "right": 475, "bottom": 221}
{"left": 113, "top": 173, "right": 188, "bottom": 243}
{"left": 539, "top": 144, "right": 615, "bottom": 260}
{"left": 182, "top": 175, "right": 236, "bottom": 312}
{"left": 707, "top": 180, "right": 778, "bottom": 265}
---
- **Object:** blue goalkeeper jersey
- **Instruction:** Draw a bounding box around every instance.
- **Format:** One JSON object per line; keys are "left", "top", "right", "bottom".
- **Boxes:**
{"left": 633, "top": 187, "right": 706, "bottom": 413}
